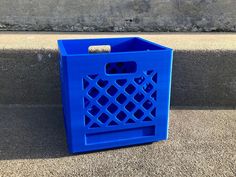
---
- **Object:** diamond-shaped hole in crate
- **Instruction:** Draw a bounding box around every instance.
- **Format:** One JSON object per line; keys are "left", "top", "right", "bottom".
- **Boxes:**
{"left": 151, "top": 91, "right": 157, "bottom": 101}
{"left": 116, "top": 111, "right": 127, "bottom": 121}
{"left": 134, "top": 76, "right": 145, "bottom": 85}
{"left": 143, "top": 117, "right": 152, "bottom": 122}
{"left": 125, "top": 84, "right": 136, "bottom": 94}
{"left": 98, "top": 95, "right": 109, "bottom": 106}
{"left": 143, "top": 100, "right": 153, "bottom": 110}
{"left": 98, "top": 113, "right": 109, "bottom": 124}
{"left": 85, "top": 115, "right": 91, "bottom": 125}
{"left": 108, "top": 120, "right": 118, "bottom": 126}
{"left": 97, "top": 79, "right": 108, "bottom": 88}
{"left": 90, "top": 123, "right": 100, "bottom": 128}
{"left": 83, "top": 79, "right": 89, "bottom": 89}
{"left": 116, "top": 79, "right": 127, "bottom": 86}
{"left": 116, "top": 93, "right": 127, "bottom": 104}
{"left": 134, "top": 92, "right": 144, "bottom": 102}
{"left": 107, "top": 103, "right": 118, "bottom": 114}
{"left": 125, "top": 102, "right": 135, "bottom": 112}
{"left": 152, "top": 73, "right": 157, "bottom": 83}
{"left": 143, "top": 83, "right": 153, "bottom": 93}
{"left": 88, "top": 105, "right": 100, "bottom": 116}
{"left": 134, "top": 109, "right": 144, "bottom": 119}
{"left": 151, "top": 108, "right": 156, "bottom": 117}
{"left": 88, "top": 87, "right": 99, "bottom": 98}
{"left": 107, "top": 85, "right": 118, "bottom": 96}
{"left": 84, "top": 97, "right": 90, "bottom": 108}
{"left": 126, "top": 119, "right": 135, "bottom": 124}
{"left": 88, "top": 74, "right": 98, "bottom": 80}
{"left": 146, "top": 70, "right": 154, "bottom": 75}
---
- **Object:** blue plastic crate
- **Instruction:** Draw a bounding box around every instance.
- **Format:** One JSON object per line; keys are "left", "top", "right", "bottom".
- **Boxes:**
{"left": 58, "top": 37, "right": 173, "bottom": 153}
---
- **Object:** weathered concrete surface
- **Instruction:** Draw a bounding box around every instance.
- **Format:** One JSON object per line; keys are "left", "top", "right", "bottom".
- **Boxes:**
{"left": 0, "top": 106, "right": 235, "bottom": 176}
{"left": 0, "top": 0, "right": 236, "bottom": 32}
{"left": 1, "top": 33, "right": 236, "bottom": 50}
{"left": 172, "top": 50, "right": 236, "bottom": 107}
{"left": 0, "top": 50, "right": 61, "bottom": 105}
{"left": 0, "top": 33, "right": 235, "bottom": 107}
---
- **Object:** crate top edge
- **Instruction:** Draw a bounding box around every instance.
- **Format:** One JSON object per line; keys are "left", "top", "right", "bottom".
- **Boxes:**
{"left": 57, "top": 37, "right": 173, "bottom": 57}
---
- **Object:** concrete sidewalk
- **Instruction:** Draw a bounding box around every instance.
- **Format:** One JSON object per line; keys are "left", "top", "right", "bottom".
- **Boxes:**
{"left": 0, "top": 33, "right": 236, "bottom": 50}
{"left": 0, "top": 106, "right": 235, "bottom": 177}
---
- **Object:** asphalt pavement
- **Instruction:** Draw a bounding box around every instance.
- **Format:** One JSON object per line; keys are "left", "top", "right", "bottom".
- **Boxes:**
{"left": 0, "top": 105, "right": 235, "bottom": 177}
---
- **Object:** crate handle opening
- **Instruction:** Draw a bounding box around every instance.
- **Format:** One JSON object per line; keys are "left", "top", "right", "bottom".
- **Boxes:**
{"left": 106, "top": 61, "right": 137, "bottom": 74}
{"left": 88, "top": 45, "right": 111, "bottom": 54}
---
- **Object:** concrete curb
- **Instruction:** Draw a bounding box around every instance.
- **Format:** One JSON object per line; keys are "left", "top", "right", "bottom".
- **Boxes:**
{"left": 0, "top": 34, "right": 235, "bottom": 107}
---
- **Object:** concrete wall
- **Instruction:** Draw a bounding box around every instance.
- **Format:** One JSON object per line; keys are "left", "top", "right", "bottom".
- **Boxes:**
{"left": 0, "top": 0, "right": 235, "bottom": 32}
{"left": 1, "top": 49, "right": 236, "bottom": 107}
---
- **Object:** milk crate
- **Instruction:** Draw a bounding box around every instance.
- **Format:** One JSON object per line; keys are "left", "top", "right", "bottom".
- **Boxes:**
{"left": 58, "top": 37, "right": 173, "bottom": 153}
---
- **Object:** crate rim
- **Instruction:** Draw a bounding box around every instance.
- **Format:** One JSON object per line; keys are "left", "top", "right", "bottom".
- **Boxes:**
{"left": 57, "top": 37, "right": 173, "bottom": 57}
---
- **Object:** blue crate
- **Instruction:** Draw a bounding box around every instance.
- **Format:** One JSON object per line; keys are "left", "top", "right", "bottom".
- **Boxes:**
{"left": 58, "top": 37, "right": 173, "bottom": 153}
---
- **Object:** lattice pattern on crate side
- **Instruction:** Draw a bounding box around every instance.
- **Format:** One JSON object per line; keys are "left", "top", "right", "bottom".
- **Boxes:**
{"left": 82, "top": 70, "right": 158, "bottom": 129}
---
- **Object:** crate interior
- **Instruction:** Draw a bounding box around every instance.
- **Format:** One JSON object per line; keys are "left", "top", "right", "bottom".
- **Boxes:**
{"left": 60, "top": 37, "right": 167, "bottom": 55}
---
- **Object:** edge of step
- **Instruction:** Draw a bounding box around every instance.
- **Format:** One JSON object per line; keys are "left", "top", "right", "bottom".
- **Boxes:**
{"left": 0, "top": 32, "right": 236, "bottom": 51}
{"left": 0, "top": 33, "right": 235, "bottom": 107}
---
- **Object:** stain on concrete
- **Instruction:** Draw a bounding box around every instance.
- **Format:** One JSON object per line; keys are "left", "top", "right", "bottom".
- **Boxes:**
{"left": 37, "top": 53, "right": 43, "bottom": 61}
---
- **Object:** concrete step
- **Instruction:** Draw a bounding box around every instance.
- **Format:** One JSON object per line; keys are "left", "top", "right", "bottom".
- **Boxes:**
{"left": 0, "top": 33, "right": 236, "bottom": 107}
{"left": 0, "top": 105, "right": 235, "bottom": 176}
